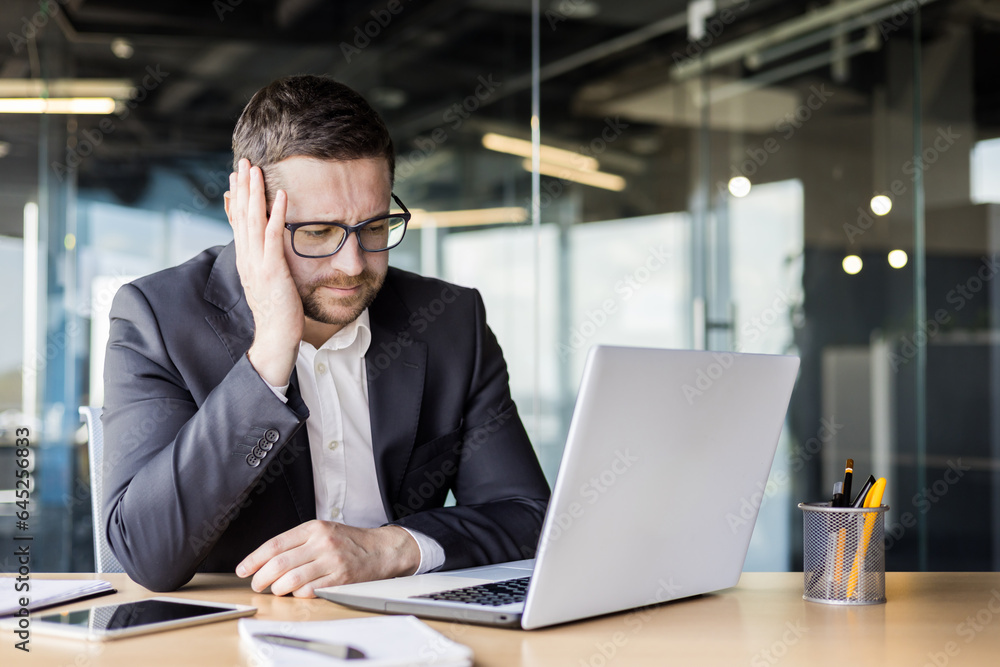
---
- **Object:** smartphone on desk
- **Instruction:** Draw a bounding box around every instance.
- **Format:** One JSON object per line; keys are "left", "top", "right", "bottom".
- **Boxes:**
{"left": 27, "top": 597, "right": 256, "bottom": 641}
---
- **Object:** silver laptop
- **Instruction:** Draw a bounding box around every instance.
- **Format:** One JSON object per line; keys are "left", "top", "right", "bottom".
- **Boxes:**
{"left": 318, "top": 345, "right": 800, "bottom": 629}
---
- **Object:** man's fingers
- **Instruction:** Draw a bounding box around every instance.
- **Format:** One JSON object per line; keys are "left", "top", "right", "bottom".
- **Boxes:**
{"left": 264, "top": 189, "right": 287, "bottom": 255}
{"left": 233, "top": 159, "right": 258, "bottom": 263}
{"left": 224, "top": 177, "right": 234, "bottom": 225}
{"left": 236, "top": 535, "right": 281, "bottom": 577}
{"left": 238, "top": 521, "right": 350, "bottom": 595}
{"left": 269, "top": 558, "right": 332, "bottom": 597}
{"left": 248, "top": 546, "right": 316, "bottom": 594}
{"left": 226, "top": 174, "right": 245, "bottom": 260}
{"left": 236, "top": 523, "right": 307, "bottom": 579}
{"left": 246, "top": 164, "right": 267, "bottom": 258}
{"left": 262, "top": 189, "right": 289, "bottom": 287}
{"left": 233, "top": 159, "right": 248, "bottom": 230}
{"left": 238, "top": 523, "right": 418, "bottom": 597}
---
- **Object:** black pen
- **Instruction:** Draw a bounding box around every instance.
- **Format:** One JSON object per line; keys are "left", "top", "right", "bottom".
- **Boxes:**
{"left": 842, "top": 459, "right": 854, "bottom": 508}
{"left": 831, "top": 481, "right": 844, "bottom": 508}
{"left": 851, "top": 474, "right": 876, "bottom": 508}
{"left": 253, "top": 634, "right": 366, "bottom": 660}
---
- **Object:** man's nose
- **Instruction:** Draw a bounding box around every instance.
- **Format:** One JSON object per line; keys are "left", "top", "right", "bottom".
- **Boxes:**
{"left": 330, "top": 231, "right": 366, "bottom": 276}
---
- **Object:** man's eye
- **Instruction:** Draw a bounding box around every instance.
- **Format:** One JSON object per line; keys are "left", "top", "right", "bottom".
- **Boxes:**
{"left": 366, "top": 223, "right": 386, "bottom": 233}
{"left": 301, "top": 226, "right": 333, "bottom": 238}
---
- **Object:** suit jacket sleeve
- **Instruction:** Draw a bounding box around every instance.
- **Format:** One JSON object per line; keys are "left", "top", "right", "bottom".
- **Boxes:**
{"left": 102, "top": 282, "right": 308, "bottom": 592}
{"left": 387, "top": 288, "right": 551, "bottom": 570}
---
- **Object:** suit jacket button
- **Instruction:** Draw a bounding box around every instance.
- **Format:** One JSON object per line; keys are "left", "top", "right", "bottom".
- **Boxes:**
{"left": 264, "top": 429, "right": 279, "bottom": 443}
{"left": 252, "top": 445, "right": 267, "bottom": 459}
{"left": 246, "top": 454, "right": 261, "bottom": 467}
{"left": 257, "top": 438, "right": 273, "bottom": 452}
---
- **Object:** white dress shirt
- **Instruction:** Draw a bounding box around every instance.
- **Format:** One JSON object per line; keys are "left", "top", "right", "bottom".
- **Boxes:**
{"left": 263, "top": 309, "right": 444, "bottom": 574}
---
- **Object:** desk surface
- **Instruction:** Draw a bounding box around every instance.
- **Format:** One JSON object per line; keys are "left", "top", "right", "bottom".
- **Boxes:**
{"left": 3, "top": 572, "right": 999, "bottom": 666}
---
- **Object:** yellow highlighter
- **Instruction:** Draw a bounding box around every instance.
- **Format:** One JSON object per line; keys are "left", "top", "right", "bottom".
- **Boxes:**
{"left": 846, "top": 477, "right": 886, "bottom": 599}
{"left": 832, "top": 528, "right": 848, "bottom": 595}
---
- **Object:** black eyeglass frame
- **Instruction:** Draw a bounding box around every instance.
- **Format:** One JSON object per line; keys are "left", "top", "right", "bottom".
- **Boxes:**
{"left": 283, "top": 193, "right": 410, "bottom": 258}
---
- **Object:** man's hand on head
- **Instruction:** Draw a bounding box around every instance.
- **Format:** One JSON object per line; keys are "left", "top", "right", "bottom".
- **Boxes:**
{"left": 235, "top": 521, "right": 421, "bottom": 597}
{"left": 225, "top": 158, "right": 302, "bottom": 387}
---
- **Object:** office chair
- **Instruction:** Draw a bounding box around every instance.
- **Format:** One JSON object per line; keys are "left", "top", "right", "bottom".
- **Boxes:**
{"left": 79, "top": 406, "right": 125, "bottom": 574}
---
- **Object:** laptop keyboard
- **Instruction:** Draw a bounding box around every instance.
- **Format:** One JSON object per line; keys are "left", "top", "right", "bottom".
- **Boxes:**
{"left": 412, "top": 576, "right": 531, "bottom": 607}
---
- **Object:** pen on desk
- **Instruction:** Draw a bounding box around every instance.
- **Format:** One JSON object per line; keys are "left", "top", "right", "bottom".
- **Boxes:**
{"left": 842, "top": 459, "right": 854, "bottom": 509}
{"left": 831, "top": 481, "right": 844, "bottom": 508}
{"left": 851, "top": 475, "right": 876, "bottom": 508}
{"left": 252, "top": 634, "right": 366, "bottom": 660}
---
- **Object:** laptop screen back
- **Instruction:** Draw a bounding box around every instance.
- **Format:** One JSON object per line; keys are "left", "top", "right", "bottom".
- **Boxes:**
{"left": 521, "top": 346, "right": 799, "bottom": 629}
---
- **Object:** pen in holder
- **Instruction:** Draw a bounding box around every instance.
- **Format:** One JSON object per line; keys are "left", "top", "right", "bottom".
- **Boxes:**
{"left": 798, "top": 502, "right": 888, "bottom": 605}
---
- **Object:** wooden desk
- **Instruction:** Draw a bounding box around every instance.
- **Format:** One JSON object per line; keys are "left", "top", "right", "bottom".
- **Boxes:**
{"left": 3, "top": 572, "right": 999, "bottom": 666}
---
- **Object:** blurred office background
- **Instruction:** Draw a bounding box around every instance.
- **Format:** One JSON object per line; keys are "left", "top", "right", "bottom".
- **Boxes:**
{"left": 0, "top": 0, "right": 997, "bottom": 574}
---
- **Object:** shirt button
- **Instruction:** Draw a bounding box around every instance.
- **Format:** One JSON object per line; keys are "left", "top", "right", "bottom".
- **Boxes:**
{"left": 316, "top": 363, "right": 327, "bottom": 374}
{"left": 328, "top": 440, "right": 340, "bottom": 451}
{"left": 330, "top": 507, "right": 340, "bottom": 519}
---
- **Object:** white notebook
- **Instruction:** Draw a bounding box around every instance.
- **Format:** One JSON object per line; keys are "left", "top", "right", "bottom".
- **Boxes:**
{"left": 239, "top": 615, "right": 473, "bottom": 666}
{"left": 0, "top": 578, "right": 116, "bottom": 616}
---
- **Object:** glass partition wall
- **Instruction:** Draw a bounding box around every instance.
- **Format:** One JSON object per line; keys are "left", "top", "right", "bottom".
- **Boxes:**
{"left": 440, "top": 0, "right": 1000, "bottom": 571}
{"left": 2, "top": 0, "right": 997, "bottom": 572}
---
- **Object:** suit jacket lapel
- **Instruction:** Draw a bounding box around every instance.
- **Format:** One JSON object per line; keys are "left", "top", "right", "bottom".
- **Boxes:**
{"left": 281, "top": 368, "right": 317, "bottom": 523}
{"left": 203, "top": 243, "right": 254, "bottom": 364}
{"left": 367, "top": 276, "right": 427, "bottom": 520}
{"left": 202, "top": 242, "right": 316, "bottom": 525}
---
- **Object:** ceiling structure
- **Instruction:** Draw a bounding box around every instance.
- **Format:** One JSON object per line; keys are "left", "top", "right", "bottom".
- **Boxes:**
{"left": 0, "top": 0, "right": 997, "bottom": 240}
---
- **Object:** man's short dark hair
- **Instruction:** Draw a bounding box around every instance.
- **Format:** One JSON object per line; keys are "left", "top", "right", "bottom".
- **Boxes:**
{"left": 232, "top": 75, "right": 395, "bottom": 200}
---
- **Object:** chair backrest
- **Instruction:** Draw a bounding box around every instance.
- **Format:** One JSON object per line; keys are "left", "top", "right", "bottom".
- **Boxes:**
{"left": 79, "top": 406, "right": 125, "bottom": 574}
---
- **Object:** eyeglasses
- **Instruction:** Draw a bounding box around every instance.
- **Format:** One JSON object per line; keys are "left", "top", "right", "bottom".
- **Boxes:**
{"left": 284, "top": 193, "right": 410, "bottom": 258}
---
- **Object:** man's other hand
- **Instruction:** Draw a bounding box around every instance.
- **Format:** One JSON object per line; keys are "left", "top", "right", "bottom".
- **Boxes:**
{"left": 225, "top": 158, "right": 302, "bottom": 387}
{"left": 235, "top": 521, "right": 421, "bottom": 597}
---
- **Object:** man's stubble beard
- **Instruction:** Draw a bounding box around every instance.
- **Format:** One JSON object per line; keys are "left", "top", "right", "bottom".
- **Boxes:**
{"left": 299, "top": 267, "right": 386, "bottom": 326}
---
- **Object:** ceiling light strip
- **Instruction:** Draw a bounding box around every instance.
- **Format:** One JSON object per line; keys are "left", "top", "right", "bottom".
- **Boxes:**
{"left": 0, "top": 97, "right": 117, "bottom": 114}
{"left": 521, "top": 159, "right": 626, "bottom": 192}
{"left": 409, "top": 207, "right": 528, "bottom": 229}
{"left": 0, "top": 78, "right": 134, "bottom": 98}
{"left": 483, "top": 133, "right": 599, "bottom": 171}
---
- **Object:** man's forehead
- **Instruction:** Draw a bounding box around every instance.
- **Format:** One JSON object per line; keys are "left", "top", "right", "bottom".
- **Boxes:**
{"left": 261, "top": 155, "right": 391, "bottom": 206}
{"left": 268, "top": 155, "right": 391, "bottom": 180}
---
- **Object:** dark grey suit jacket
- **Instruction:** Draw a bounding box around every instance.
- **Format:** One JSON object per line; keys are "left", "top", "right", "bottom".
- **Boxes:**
{"left": 102, "top": 242, "right": 549, "bottom": 592}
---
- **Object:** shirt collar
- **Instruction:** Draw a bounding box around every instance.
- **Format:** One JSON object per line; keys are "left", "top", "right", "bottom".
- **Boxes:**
{"left": 308, "top": 309, "right": 372, "bottom": 358}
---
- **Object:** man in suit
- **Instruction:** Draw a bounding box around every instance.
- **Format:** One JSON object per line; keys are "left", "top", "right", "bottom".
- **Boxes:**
{"left": 102, "top": 75, "right": 549, "bottom": 595}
